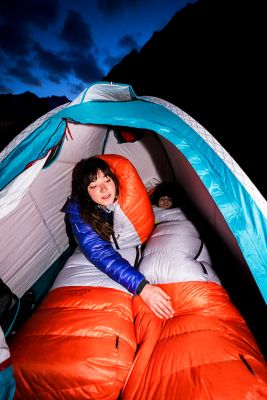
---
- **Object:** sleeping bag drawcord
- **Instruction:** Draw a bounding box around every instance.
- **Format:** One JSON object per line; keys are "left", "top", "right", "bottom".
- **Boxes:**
{"left": 239, "top": 353, "right": 256, "bottom": 375}
{"left": 111, "top": 231, "right": 119, "bottom": 249}
{"left": 199, "top": 262, "right": 208, "bottom": 275}
{"left": 194, "top": 240, "right": 204, "bottom": 260}
{"left": 195, "top": 241, "right": 208, "bottom": 275}
{"left": 134, "top": 245, "right": 142, "bottom": 269}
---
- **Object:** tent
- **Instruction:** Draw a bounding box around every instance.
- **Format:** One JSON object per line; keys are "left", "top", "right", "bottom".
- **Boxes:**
{"left": 0, "top": 82, "right": 267, "bottom": 363}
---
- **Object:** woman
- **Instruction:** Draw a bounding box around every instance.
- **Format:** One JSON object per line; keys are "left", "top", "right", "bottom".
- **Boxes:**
{"left": 64, "top": 155, "right": 174, "bottom": 319}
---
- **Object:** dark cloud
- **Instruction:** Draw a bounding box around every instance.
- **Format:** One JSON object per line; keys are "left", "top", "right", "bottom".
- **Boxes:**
{"left": 33, "top": 44, "right": 71, "bottom": 83}
{"left": 59, "top": 8, "right": 103, "bottom": 83}
{"left": 0, "top": 0, "right": 60, "bottom": 58}
{"left": 97, "top": 0, "right": 143, "bottom": 16}
{"left": 118, "top": 34, "right": 138, "bottom": 50}
{"left": 0, "top": 0, "right": 59, "bottom": 28}
{"left": 69, "top": 82, "right": 86, "bottom": 96}
{"left": 7, "top": 58, "right": 41, "bottom": 86}
{"left": 0, "top": 0, "right": 60, "bottom": 92}
{"left": 60, "top": 10, "right": 94, "bottom": 50}
{"left": 71, "top": 52, "right": 103, "bottom": 82}
{"left": 33, "top": 43, "right": 103, "bottom": 85}
{"left": 0, "top": 23, "right": 32, "bottom": 56}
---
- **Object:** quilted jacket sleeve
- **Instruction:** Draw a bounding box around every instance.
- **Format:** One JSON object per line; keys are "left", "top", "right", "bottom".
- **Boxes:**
{"left": 65, "top": 200, "right": 147, "bottom": 295}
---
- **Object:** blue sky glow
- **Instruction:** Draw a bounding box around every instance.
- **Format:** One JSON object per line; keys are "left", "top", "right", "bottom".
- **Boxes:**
{"left": 0, "top": 0, "right": 197, "bottom": 100}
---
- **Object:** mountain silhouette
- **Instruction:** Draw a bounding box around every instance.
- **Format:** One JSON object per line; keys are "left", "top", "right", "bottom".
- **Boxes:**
{"left": 0, "top": 91, "right": 69, "bottom": 152}
{"left": 104, "top": 0, "right": 265, "bottom": 198}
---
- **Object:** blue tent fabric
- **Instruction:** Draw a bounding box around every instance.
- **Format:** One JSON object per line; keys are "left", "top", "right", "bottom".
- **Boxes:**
{"left": 0, "top": 365, "right": 16, "bottom": 400}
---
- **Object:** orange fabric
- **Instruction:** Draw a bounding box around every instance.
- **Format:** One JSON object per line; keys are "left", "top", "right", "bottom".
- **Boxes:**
{"left": 122, "top": 282, "right": 267, "bottom": 400}
{"left": 9, "top": 286, "right": 136, "bottom": 400}
{"left": 99, "top": 154, "right": 154, "bottom": 244}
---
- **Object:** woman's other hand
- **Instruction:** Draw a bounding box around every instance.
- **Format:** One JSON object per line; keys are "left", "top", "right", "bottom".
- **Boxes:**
{"left": 139, "top": 284, "right": 174, "bottom": 319}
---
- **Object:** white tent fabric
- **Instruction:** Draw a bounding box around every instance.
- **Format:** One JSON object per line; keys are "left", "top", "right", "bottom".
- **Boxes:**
{"left": 0, "top": 153, "right": 50, "bottom": 219}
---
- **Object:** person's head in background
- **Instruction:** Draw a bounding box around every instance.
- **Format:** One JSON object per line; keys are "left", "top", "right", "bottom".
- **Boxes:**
{"left": 151, "top": 182, "right": 179, "bottom": 209}
{"left": 158, "top": 195, "right": 173, "bottom": 209}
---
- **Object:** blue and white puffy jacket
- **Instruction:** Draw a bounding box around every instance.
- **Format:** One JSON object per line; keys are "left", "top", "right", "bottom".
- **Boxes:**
{"left": 65, "top": 199, "right": 147, "bottom": 295}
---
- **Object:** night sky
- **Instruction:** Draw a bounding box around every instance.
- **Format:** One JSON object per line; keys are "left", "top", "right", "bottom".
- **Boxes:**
{"left": 0, "top": 0, "right": 197, "bottom": 100}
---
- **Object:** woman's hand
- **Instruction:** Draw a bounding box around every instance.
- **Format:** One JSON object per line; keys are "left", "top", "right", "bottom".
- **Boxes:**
{"left": 139, "top": 284, "right": 174, "bottom": 319}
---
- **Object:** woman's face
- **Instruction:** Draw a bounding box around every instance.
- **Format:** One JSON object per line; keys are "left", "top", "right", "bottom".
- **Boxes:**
{"left": 158, "top": 196, "right": 173, "bottom": 209}
{"left": 87, "top": 169, "right": 116, "bottom": 206}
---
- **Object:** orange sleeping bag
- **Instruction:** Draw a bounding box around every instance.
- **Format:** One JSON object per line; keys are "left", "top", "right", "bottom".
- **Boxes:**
{"left": 122, "top": 281, "right": 267, "bottom": 400}
{"left": 99, "top": 153, "right": 154, "bottom": 244}
{"left": 10, "top": 286, "right": 136, "bottom": 400}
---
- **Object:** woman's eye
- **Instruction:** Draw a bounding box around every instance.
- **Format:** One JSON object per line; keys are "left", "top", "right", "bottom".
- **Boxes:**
{"left": 89, "top": 185, "right": 96, "bottom": 189}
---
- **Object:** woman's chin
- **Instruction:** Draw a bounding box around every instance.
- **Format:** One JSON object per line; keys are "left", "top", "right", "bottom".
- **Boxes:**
{"left": 99, "top": 196, "right": 115, "bottom": 206}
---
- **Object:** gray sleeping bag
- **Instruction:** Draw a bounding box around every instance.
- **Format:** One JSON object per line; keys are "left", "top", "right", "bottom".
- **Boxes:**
{"left": 139, "top": 206, "right": 221, "bottom": 285}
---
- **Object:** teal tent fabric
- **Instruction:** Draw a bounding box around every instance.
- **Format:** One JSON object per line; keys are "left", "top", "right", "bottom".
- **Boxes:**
{"left": 0, "top": 365, "right": 16, "bottom": 400}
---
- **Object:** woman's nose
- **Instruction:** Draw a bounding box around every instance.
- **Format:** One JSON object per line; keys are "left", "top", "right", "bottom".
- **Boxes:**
{"left": 100, "top": 183, "right": 107, "bottom": 192}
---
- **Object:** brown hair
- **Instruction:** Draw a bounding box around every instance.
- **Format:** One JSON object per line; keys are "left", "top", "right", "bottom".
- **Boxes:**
{"left": 151, "top": 182, "right": 178, "bottom": 208}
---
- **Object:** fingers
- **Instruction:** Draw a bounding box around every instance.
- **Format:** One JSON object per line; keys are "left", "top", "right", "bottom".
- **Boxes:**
{"left": 151, "top": 292, "right": 174, "bottom": 319}
{"left": 158, "top": 288, "right": 174, "bottom": 318}
{"left": 157, "top": 299, "right": 174, "bottom": 319}
{"left": 152, "top": 303, "right": 172, "bottom": 319}
{"left": 139, "top": 284, "right": 175, "bottom": 319}
{"left": 151, "top": 305, "right": 166, "bottom": 319}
